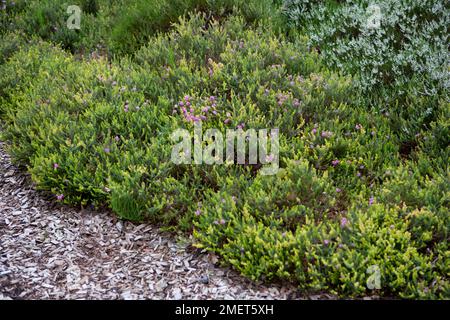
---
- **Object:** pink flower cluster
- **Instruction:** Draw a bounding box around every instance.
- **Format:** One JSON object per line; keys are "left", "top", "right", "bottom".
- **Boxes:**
{"left": 332, "top": 159, "right": 340, "bottom": 167}
{"left": 214, "top": 219, "right": 227, "bottom": 225}
{"left": 173, "top": 95, "right": 219, "bottom": 123}
{"left": 277, "top": 93, "right": 289, "bottom": 106}
{"left": 340, "top": 217, "right": 348, "bottom": 228}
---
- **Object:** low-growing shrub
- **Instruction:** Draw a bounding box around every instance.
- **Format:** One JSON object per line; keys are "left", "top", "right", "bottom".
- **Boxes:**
{"left": 0, "top": 11, "right": 448, "bottom": 298}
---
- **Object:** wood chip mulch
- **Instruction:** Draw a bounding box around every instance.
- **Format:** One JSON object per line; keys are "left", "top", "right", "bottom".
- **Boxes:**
{"left": 0, "top": 141, "right": 335, "bottom": 300}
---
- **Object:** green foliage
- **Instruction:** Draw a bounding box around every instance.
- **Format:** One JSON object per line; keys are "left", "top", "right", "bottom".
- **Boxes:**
{"left": 81, "top": 0, "right": 99, "bottom": 16}
{"left": 0, "top": 31, "right": 28, "bottom": 64}
{"left": 0, "top": 5, "right": 448, "bottom": 299}
{"left": 0, "top": 0, "right": 28, "bottom": 36}
{"left": 0, "top": 0, "right": 123, "bottom": 55}
{"left": 109, "top": 0, "right": 284, "bottom": 54}
{"left": 193, "top": 164, "right": 449, "bottom": 298}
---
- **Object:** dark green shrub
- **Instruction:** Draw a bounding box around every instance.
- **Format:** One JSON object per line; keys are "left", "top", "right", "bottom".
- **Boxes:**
{"left": 110, "top": 0, "right": 283, "bottom": 54}
{"left": 81, "top": 0, "right": 99, "bottom": 16}
{"left": 0, "top": 31, "right": 28, "bottom": 64}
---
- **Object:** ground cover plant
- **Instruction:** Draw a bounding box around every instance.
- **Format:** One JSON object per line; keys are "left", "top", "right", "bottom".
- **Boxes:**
{"left": 0, "top": 0, "right": 448, "bottom": 298}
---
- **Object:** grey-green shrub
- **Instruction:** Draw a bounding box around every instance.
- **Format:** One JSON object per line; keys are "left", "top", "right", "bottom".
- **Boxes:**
{"left": 282, "top": 0, "right": 449, "bottom": 94}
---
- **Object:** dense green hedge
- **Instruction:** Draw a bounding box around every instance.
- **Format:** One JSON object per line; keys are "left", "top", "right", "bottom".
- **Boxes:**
{"left": 0, "top": 1, "right": 448, "bottom": 298}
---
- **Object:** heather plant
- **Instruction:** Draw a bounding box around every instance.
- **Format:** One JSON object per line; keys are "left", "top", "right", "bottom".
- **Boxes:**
{"left": 0, "top": 7, "right": 448, "bottom": 299}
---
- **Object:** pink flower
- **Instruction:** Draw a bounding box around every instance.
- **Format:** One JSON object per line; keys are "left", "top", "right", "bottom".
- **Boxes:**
{"left": 369, "top": 197, "right": 375, "bottom": 206}
{"left": 311, "top": 128, "right": 317, "bottom": 134}
{"left": 357, "top": 171, "right": 362, "bottom": 177}
{"left": 210, "top": 96, "right": 216, "bottom": 101}
{"left": 56, "top": 194, "right": 64, "bottom": 201}
{"left": 323, "top": 239, "right": 330, "bottom": 246}
{"left": 224, "top": 118, "right": 231, "bottom": 124}
{"left": 195, "top": 209, "right": 201, "bottom": 216}
{"left": 219, "top": 219, "right": 226, "bottom": 225}
{"left": 340, "top": 217, "right": 348, "bottom": 228}
{"left": 321, "top": 131, "right": 333, "bottom": 138}
{"left": 53, "top": 163, "right": 59, "bottom": 169}
{"left": 184, "top": 95, "right": 190, "bottom": 101}
{"left": 355, "top": 124, "right": 363, "bottom": 130}
{"left": 332, "top": 159, "right": 340, "bottom": 167}
{"left": 104, "top": 147, "right": 110, "bottom": 153}
{"left": 237, "top": 123, "right": 245, "bottom": 130}
{"left": 336, "top": 188, "right": 342, "bottom": 193}
{"left": 114, "top": 136, "right": 120, "bottom": 142}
